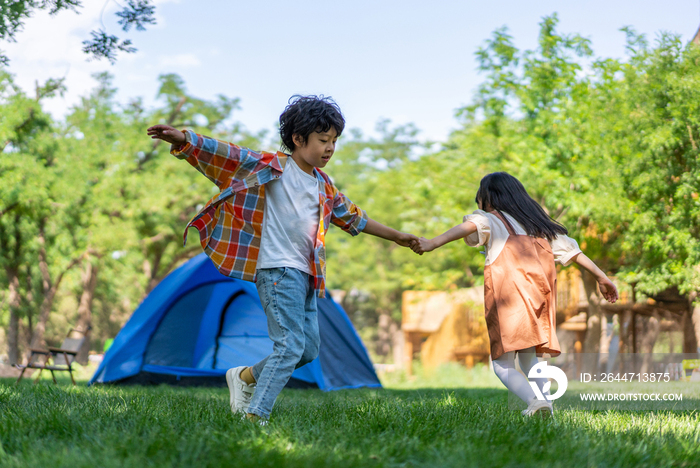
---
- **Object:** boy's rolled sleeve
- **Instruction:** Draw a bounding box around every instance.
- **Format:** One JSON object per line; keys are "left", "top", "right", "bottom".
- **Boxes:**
{"left": 170, "top": 129, "right": 196, "bottom": 160}
{"left": 330, "top": 189, "right": 368, "bottom": 236}
{"left": 170, "top": 130, "right": 245, "bottom": 189}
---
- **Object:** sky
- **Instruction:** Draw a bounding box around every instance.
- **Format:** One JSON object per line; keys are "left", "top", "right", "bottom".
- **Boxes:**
{"left": 3, "top": 0, "right": 700, "bottom": 143}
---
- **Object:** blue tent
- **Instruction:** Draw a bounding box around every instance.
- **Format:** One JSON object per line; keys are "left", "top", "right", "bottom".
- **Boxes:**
{"left": 90, "top": 253, "right": 381, "bottom": 391}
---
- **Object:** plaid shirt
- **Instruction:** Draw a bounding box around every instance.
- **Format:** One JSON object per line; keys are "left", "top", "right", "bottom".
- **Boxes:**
{"left": 172, "top": 130, "right": 368, "bottom": 297}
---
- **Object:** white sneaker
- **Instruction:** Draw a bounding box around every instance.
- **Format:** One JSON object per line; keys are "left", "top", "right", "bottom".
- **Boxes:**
{"left": 226, "top": 366, "right": 255, "bottom": 416}
{"left": 246, "top": 414, "right": 268, "bottom": 426}
{"left": 523, "top": 399, "right": 553, "bottom": 419}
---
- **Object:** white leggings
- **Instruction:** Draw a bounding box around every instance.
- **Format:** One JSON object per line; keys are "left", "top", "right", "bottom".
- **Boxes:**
{"left": 492, "top": 347, "right": 550, "bottom": 404}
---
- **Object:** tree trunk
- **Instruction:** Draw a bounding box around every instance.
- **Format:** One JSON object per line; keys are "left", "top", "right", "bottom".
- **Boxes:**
{"left": 391, "top": 324, "right": 404, "bottom": 369}
{"left": 640, "top": 313, "right": 660, "bottom": 373}
{"left": 75, "top": 257, "right": 99, "bottom": 364}
{"left": 692, "top": 307, "right": 700, "bottom": 355}
{"left": 376, "top": 309, "right": 393, "bottom": 361}
{"left": 6, "top": 271, "right": 21, "bottom": 365}
{"left": 30, "top": 224, "right": 82, "bottom": 349}
{"left": 3, "top": 213, "right": 23, "bottom": 365}
{"left": 619, "top": 310, "right": 633, "bottom": 354}
{"left": 581, "top": 270, "right": 602, "bottom": 350}
{"left": 372, "top": 252, "right": 398, "bottom": 363}
{"left": 581, "top": 269, "right": 604, "bottom": 373}
{"left": 683, "top": 295, "right": 700, "bottom": 354}
{"left": 583, "top": 314, "right": 601, "bottom": 354}
{"left": 142, "top": 255, "right": 158, "bottom": 295}
{"left": 21, "top": 269, "right": 35, "bottom": 353}
{"left": 31, "top": 219, "right": 53, "bottom": 349}
{"left": 689, "top": 296, "right": 700, "bottom": 355}
{"left": 31, "top": 300, "right": 54, "bottom": 350}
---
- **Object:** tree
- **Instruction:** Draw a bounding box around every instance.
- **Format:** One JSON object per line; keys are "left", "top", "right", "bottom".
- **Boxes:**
{"left": 615, "top": 32, "right": 700, "bottom": 296}
{"left": 395, "top": 17, "right": 700, "bottom": 356}
{"left": 53, "top": 71, "right": 257, "bottom": 355}
{"left": 0, "top": 66, "right": 258, "bottom": 361}
{"left": 325, "top": 121, "right": 431, "bottom": 361}
{"left": 0, "top": 69, "right": 82, "bottom": 362}
{"left": 0, "top": 0, "right": 156, "bottom": 65}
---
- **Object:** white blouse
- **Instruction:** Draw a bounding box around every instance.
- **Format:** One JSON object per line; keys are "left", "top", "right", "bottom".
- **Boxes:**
{"left": 463, "top": 210, "right": 582, "bottom": 267}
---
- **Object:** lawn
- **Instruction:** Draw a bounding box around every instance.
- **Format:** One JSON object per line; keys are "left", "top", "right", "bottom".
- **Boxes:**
{"left": 1, "top": 364, "right": 698, "bottom": 468}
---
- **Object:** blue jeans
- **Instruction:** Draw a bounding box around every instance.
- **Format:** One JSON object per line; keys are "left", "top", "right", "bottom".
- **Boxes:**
{"left": 248, "top": 267, "right": 320, "bottom": 418}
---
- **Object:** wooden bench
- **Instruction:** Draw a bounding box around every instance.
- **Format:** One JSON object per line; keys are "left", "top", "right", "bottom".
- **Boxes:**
{"left": 15, "top": 327, "right": 89, "bottom": 385}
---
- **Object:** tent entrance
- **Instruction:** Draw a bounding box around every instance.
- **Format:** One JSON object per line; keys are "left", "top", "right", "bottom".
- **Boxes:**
{"left": 211, "top": 288, "right": 271, "bottom": 370}
{"left": 143, "top": 283, "right": 214, "bottom": 368}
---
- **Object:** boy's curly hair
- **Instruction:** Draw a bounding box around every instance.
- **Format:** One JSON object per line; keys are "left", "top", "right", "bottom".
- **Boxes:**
{"left": 279, "top": 95, "right": 345, "bottom": 152}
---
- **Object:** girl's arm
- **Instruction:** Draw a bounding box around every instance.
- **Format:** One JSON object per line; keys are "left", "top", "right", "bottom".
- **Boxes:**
{"left": 411, "top": 221, "right": 478, "bottom": 255}
{"left": 572, "top": 253, "right": 619, "bottom": 303}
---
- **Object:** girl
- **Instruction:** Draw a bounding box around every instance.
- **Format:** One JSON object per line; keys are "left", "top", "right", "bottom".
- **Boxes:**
{"left": 411, "top": 172, "right": 618, "bottom": 418}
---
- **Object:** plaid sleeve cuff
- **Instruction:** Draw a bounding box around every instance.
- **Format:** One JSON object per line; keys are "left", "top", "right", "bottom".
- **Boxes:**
{"left": 348, "top": 209, "right": 369, "bottom": 236}
{"left": 170, "top": 130, "right": 195, "bottom": 159}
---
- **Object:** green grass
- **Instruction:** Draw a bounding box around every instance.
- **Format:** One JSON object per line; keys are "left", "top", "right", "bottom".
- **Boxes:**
{"left": 1, "top": 365, "right": 699, "bottom": 468}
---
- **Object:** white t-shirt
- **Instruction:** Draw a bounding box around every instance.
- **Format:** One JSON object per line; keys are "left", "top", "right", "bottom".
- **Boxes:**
{"left": 257, "top": 157, "right": 320, "bottom": 275}
{"left": 463, "top": 210, "right": 582, "bottom": 267}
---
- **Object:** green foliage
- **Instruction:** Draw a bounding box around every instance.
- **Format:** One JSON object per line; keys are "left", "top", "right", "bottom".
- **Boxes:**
{"left": 0, "top": 0, "right": 156, "bottom": 64}
{"left": 326, "top": 121, "right": 433, "bottom": 328}
{"left": 0, "top": 67, "right": 259, "bottom": 356}
{"left": 616, "top": 34, "right": 700, "bottom": 294}
{"left": 0, "top": 69, "right": 61, "bottom": 337}
{"left": 0, "top": 1, "right": 81, "bottom": 43}
{"left": 381, "top": 16, "right": 700, "bottom": 300}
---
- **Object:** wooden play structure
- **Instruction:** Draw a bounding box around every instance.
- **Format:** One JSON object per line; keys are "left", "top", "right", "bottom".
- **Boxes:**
{"left": 402, "top": 287, "right": 488, "bottom": 374}
{"left": 401, "top": 267, "right": 700, "bottom": 374}
{"left": 556, "top": 269, "right": 697, "bottom": 363}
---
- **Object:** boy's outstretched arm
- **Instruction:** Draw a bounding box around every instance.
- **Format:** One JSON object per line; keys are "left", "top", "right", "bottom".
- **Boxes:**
{"left": 572, "top": 253, "right": 619, "bottom": 303}
{"left": 147, "top": 124, "right": 259, "bottom": 190}
{"left": 411, "top": 221, "right": 478, "bottom": 255}
{"left": 363, "top": 218, "right": 418, "bottom": 247}
{"left": 147, "top": 124, "right": 186, "bottom": 145}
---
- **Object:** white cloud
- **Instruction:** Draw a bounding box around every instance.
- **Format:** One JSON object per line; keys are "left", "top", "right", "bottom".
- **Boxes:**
{"left": 157, "top": 53, "right": 201, "bottom": 68}
{"left": 2, "top": 2, "right": 173, "bottom": 119}
{"left": 3, "top": 4, "right": 123, "bottom": 117}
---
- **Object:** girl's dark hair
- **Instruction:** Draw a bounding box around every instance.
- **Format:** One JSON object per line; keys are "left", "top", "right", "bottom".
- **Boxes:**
{"left": 279, "top": 95, "right": 345, "bottom": 152}
{"left": 475, "top": 172, "right": 568, "bottom": 241}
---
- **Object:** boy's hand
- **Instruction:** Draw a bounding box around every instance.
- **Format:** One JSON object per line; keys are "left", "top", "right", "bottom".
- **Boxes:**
{"left": 597, "top": 277, "right": 619, "bottom": 303}
{"left": 394, "top": 232, "right": 418, "bottom": 247}
{"left": 147, "top": 125, "right": 186, "bottom": 146}
{"left": 410, "top": 237, "right": 436, "bottom": 255}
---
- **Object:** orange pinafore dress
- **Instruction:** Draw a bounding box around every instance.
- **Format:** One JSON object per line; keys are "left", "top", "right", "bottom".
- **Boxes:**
{"left": 484, "top": 211, "right": 561, "bottom": 360}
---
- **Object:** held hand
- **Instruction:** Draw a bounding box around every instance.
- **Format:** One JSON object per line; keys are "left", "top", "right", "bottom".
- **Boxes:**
{"left": 147, "top": 124, "right": 186, "bottom": 145}
{"left": 394, "top": 232, "right": 419, "bottom": 248}
{"left": 598, "top": 277, "right": 619, "bottom": 303}
{"left": 410, "top": 237, "right": 435, "bottom": 255}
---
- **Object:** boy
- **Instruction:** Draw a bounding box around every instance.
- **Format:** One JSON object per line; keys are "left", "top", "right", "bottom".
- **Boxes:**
{"left": 147, "top": 95, "right": 416, "bottom": 423}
